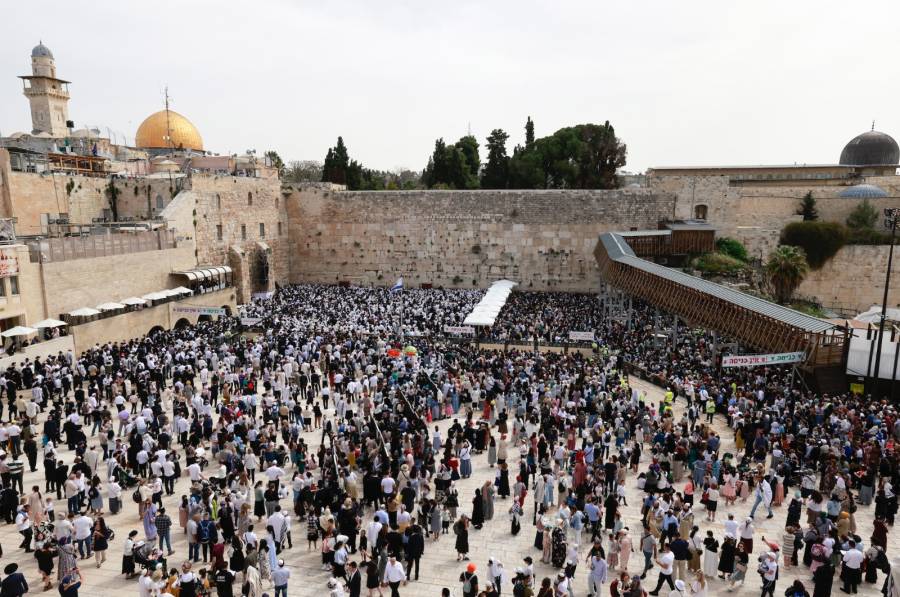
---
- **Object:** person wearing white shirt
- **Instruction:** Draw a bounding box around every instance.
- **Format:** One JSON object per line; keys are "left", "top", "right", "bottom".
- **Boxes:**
{"left": 841, "top": 541, "right": 865, "bottom": 593}
{"left": 73, "top": 513, "right": 94, "bottom": 558}
{"left": 382, "top": 555, "right": 407, "bottom": 596}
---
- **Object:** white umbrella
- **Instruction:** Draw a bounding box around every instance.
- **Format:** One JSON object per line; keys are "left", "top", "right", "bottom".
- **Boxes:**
{"left": 171, "top": 286, "right": 193, "bottom": 295}
{"left": 96, "top": 302, "right": 126, "bottom": 311}
{"left": 141, "top": 292, "right": 167, "bottom": 301}
{"left": 1, "top": 325, "right": 37, "bottom": 338}
{"left": 33, "top": 318, "right": 67, "bottom": 329}
{"left": 121, "top": 297, "right": 148, "bottom": 306}
{"left": 69, "top": 307, "right": 101, "bottom": 317}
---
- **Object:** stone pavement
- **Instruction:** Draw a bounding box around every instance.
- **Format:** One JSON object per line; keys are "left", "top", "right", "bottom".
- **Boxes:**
{"left": 0, "top": 378, "right": 894, "bottom": 597}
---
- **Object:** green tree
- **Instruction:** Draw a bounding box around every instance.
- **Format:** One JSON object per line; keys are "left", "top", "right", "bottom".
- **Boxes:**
{"left": 795, "top": 192, "right": 818, "bottom": 221}
{"left": 322, "top": 136, "right": 350, "bottom": 185}
{"left": 525, "top": 116, "right": 535, "bottom": 148}
{"left": 454, "top": 135, "right": 480, "bottom": 188}
{"left": 265, "top": 150, "right": 284, "bottom": 176}
{"left": 846, "top": 199, "right": 879, "bottom": 230}
{"left": 508, "top": 121, "right": 626, "bottom": 189}
{"left": 766, "top": 245, "right": 810, "bottom": 304}
{"left": 422, "top": 137, "right": 479, "bottom": 189}
{"left": 481, "top": 129, "right": 510, "bottom": 189}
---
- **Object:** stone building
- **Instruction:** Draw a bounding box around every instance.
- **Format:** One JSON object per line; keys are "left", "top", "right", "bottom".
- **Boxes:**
{"left": 18, "top": 42, "right": 70, "bottom": 137}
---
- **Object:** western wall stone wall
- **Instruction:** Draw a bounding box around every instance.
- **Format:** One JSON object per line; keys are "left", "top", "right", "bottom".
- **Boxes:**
{"left": 795, "top": 244, "right": 900, "bottom": 315}
{"left": 285, "top": 188, "right": 676, "bottom": 291}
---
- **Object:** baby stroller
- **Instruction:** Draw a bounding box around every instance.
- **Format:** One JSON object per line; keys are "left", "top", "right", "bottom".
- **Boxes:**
{"left": 133, "top": 541, "right": 167, "bottom": 572}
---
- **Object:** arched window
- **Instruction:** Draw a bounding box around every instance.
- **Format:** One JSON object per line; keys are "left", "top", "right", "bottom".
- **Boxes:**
{"left": 155, "top": 194, "right": 164, "bottom": 209}
{"left": 248, "top": 192, "right": 253, "bottom": 206}
{"left": 216, "top": 194, "right": 221, "bottom": 209}
{"left": 694, "top": 204, "right": 708, "bottom": 220}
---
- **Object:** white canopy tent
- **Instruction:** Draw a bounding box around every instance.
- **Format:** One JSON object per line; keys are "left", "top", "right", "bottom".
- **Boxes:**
{"left": 96, "top": 302, "right": 126, "bottom": 311}
{"left": 463, "top": 279, "right": 518, "bottom": 327}
{"left": 33, "top": 318, "right": 67, "bottom": 329}
{"left": 1, "top": 326, "right": 37, "bottom": 338}
{"left": 121, "top": 297, "right": 148, "bottom": 306}
{"left": 69, "top": 307, "right": 100, "bottom": 317}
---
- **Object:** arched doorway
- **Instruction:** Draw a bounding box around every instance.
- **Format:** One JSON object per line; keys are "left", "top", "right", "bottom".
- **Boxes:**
{"left": 198, "top": 314, "right": 212, "bottom": 323}
{"left": 149, "top": 325, "right": 165, "bottom": 336}
{"left": 174, "top": 318, "right": 191, "bottom": 330}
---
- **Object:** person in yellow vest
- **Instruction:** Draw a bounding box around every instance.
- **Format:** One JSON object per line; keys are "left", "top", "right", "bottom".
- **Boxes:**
{"left": 664, "top": 389, "right": 675, "bottom": 413}
{"left": 705, "top": 398, "right": 716, "bottom": 423}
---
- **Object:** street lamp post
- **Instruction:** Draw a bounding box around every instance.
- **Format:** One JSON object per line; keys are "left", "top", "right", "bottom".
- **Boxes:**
{"left": 872, "top": 207, "right": 900, "bottom": 391}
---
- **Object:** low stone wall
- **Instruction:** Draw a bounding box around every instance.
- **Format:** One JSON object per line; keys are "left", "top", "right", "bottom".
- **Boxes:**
{"left": 0, "top": 335, "right": 73, "bottom": 369}
{"left": 70, "top": 288, "right": 236, "bottom": 352}
{"left": 796, "top": 244, "right": 899, "bottom": 315}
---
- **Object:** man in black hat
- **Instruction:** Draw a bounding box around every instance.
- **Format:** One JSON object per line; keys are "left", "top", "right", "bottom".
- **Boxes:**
{"left": 0, "top": 563, "right": 29, "bottom": 597}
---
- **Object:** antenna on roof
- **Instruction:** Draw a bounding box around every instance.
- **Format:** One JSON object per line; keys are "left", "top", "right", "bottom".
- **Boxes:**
{"left": 467, "top": 122, "right": 472, "bottom": 136}
{"left": 164, "top": 86, "right": 173, "bottom": 152}
{"left": 872, "top": 120, "right": 876, "bottom": 131}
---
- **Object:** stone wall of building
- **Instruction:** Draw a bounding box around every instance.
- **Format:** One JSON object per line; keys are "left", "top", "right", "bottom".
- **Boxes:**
{"left": 190, "top": 175, "right": 290, "bottom": 301}
{"left": 795, "top": 244, "right": 900, "bottom": 315}
{"left": 285, "top": 188, "right": 676, "bottom": 291}
{"left": 69, "top": 288, "right": 236, "bottom": 353}
{"left": 647, "top": 173, "right": 900, "bottom": 258}
{"left": 36, "top": 246, "right": 196, "bottom": 317}
{"left": 0, "top": 162, "right": 177, "bottom": 236}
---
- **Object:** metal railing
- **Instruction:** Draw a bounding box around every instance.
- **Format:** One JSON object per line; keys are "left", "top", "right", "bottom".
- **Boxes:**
{"left": 27, "top": 229, "right": 177, "bottom": 263}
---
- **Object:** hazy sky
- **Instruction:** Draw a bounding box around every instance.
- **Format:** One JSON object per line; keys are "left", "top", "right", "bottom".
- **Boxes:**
{"left": 1, "top": 1, "right": 897, "bottom": 173}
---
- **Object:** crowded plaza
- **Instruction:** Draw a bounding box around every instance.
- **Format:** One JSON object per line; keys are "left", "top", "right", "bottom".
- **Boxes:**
{"left": 0, "top": 283, "right": 896, "bottom": 597}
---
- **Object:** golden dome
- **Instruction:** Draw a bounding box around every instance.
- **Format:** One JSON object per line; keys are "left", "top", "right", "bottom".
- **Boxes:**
{"left": 134, "top": 109, "right": 203, "bottom": 150}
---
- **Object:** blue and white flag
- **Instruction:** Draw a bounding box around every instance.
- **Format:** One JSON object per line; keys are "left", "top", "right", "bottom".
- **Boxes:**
{"left": 390, "top": 278, "right": 404, "bottom": 293}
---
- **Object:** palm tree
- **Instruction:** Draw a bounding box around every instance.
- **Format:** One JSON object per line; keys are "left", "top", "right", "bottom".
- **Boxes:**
{"left": 766, "top": 245, "right": 810, "bottom": 304}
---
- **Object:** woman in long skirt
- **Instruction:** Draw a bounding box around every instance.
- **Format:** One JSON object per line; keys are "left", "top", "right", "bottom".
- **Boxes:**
{"left": 498, "top": 465, "right": 510, "bottom": 499}
{"left": 717, "top": 535, "right": 735, "bottom": 578}
{"left": 482, "top": 482, "right": 495, "bottom": 521}
{"left": 688, "top": 527, "right": 703, "bottom": 572}
{"left": 455, "top": 516, "right": 470, "bottom": 560}
{"left": 58, "top": 539, "right": 78, "bottom": 581}
{"left": 471, "top": 489, "right": 485, "bottom": 529}
{"left": 702, "top": 531, "right": 718, "bottom": 578}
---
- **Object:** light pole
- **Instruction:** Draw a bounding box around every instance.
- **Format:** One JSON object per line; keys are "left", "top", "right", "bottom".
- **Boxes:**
{"left": 872, "top": 207, "right": 900, "bottom": 389}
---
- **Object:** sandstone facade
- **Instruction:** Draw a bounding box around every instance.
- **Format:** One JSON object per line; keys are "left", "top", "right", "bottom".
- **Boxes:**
{"left": 284, "top": 188, "right": 675, "bottom": 291}
{"left": 796, "top": 244, "right": 900, "bottom": 315}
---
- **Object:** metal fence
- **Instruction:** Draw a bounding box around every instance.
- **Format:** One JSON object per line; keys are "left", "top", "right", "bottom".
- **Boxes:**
{"left": 27, "top": 230, "right": 177, "bottom": 263}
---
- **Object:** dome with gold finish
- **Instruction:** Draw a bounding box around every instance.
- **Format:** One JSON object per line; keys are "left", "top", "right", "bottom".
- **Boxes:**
{"left": 134, "top": 109, "right": 203, "bottom": 151}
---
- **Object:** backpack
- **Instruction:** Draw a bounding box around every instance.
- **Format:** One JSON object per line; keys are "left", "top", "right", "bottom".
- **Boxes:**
{"left": 132, "top": 489, "right": 142, "bottom": 503}
{"left": 462, "top": 574, "right": 472, "bottom": 594}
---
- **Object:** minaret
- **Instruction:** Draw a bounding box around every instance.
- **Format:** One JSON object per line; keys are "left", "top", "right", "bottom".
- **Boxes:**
{"left": 18, "top": 42, "right": 70, "bottom": 137}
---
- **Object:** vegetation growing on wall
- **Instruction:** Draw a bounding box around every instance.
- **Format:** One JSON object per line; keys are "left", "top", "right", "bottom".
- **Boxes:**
{"left": 714, "top": 237, "right": 748, "bottom": 262}
{"left": 779, "top": 221, "right": 846, "bottom": 269}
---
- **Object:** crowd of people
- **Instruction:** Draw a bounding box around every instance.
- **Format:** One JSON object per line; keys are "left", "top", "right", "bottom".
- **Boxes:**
{"left": 0, "top": 283, "right": 895, "bottom": 597}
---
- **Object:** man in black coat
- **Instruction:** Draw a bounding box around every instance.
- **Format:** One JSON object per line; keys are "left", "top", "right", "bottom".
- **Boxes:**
{"left": 346, "top": 561, "right": 362, "bottom": 597}
{"left": 53, "top": 461, "right": 69, "bottom": 500}
{"left": 0, "top": 563, "right": 28, "bottom": 597}
{"left": 405, "top": 525, "right": 425, "bottom": 581}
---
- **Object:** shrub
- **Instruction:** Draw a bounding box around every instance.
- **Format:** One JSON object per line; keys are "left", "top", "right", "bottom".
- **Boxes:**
{"left": 846, "top": 199, "right": 878, "bottom": 230}
{"left": 692, "top": 252, "right": 746, "bottom": 275}
{"left": 846, "top": 226, "right": 892, "bottom": 245}
{"left": 779, "top": 221, "right": 846, "bottom": 269}
{"left": 715, "top": 237, "right": 748, "bottom": 262}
